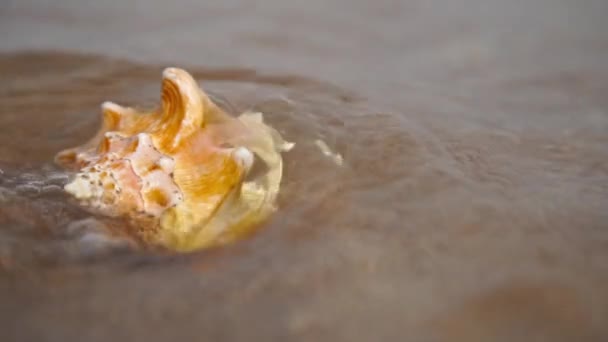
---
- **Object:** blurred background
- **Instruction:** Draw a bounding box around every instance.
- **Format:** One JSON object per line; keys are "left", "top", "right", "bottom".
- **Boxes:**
{"left": 1, "top": 0, "right": 607, "bottom": 341}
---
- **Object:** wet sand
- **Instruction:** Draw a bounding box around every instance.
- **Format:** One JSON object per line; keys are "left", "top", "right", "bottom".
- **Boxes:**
{"left": 1, "top": 1, "right": 608, "bottom": 341}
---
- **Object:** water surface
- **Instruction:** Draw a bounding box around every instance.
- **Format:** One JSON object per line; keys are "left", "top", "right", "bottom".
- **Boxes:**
{"left": 1, "top": 0, "right": 608, "bottom": 341}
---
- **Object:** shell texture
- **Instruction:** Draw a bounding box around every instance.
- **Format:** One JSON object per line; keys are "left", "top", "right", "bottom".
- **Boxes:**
{"left": 56, "top": 68, "right": 293, "bottom": 251}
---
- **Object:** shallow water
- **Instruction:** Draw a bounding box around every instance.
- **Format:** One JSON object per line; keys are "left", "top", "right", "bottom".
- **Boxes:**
{"left": 1, "top": 0, "right": 608, "bottom": 341}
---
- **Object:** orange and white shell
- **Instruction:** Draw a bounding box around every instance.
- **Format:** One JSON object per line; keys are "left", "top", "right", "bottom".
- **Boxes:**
{"left": 56, "top": 68, "right": 293, "bottom": 251}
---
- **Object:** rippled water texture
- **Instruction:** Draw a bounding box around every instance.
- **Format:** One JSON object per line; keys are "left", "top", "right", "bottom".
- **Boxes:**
{"left": 1, "top": 0, "right": 608, "bottom": 341}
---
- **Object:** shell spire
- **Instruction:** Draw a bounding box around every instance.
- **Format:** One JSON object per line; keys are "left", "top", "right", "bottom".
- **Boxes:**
{"left": 56, "top": 67, "right": 293, "bottom": 251}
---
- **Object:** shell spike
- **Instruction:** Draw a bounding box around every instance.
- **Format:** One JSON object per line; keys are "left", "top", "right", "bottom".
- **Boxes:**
{"left": 231, "top": 146, "right": 254, "bottom": 173}
{"left": 157, "top": 68, "right": 204, "bottom": 151}
{"left": 100, "top": 101, "right": 128, "bottom": 131}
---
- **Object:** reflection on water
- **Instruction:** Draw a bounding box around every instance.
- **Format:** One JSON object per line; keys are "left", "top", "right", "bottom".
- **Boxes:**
{"left": 1, "top": 0, "right": 608, "bottom": 340}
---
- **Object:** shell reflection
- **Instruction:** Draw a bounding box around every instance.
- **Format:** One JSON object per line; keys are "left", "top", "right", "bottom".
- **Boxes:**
{"left": 56, "top": 68, "right": 293, "bottom": 251}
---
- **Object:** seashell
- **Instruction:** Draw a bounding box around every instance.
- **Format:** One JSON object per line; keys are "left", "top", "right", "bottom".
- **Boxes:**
{"left": 56, "top": 68, "right": 293, "bottom": 251}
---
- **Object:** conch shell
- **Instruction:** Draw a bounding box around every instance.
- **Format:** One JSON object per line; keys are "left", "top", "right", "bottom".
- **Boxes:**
{"left": 56, "top": 68, "right": 293, "bottom": 252}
